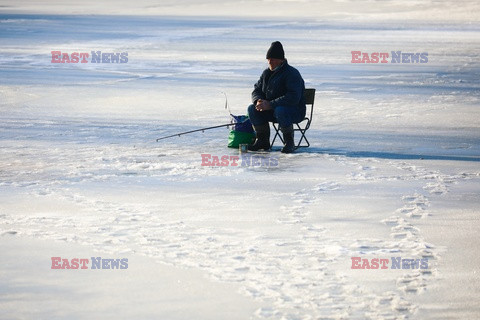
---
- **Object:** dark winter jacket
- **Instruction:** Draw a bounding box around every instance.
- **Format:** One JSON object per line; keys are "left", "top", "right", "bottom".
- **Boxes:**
{"left": 252, "top": 60, "right": 306, "bottom": 116}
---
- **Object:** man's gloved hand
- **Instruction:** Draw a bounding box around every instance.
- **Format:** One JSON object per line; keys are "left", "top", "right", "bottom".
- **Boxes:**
{"left": 255, "top": 99, "right": 272, "bottom": 112}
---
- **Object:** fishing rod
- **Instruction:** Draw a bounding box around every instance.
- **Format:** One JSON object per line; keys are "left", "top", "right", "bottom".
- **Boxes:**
{"left": 155, "top": 122, "right": 233, "bottom": 141}
{"left": 156, "top": 92, "right": 250, "bottom": 142}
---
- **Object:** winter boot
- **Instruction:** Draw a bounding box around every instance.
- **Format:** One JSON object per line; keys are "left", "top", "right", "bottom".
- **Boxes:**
{"left": 280, "top": 125, "right": 295, "bottom": 154}
{"left": 248, "top": 123, "right": 271, "bottom": 151}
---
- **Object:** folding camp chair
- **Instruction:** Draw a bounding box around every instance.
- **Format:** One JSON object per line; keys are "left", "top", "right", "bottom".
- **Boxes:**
{"left": 271, "top": 88, "right": 316, "bottom": 149}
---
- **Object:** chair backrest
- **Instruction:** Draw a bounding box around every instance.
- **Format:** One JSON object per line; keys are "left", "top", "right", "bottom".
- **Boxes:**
{"left": 304, "top": 88, "right": 315, "bottom": 129}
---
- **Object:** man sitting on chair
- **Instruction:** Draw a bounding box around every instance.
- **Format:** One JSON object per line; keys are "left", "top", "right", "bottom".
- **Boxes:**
{"left": 247, "top": 41, "right": 306, "bottom": 153}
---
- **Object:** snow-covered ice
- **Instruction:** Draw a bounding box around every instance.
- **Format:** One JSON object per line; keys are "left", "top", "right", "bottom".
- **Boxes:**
{"left": 1, "top": 1, "right": 479, "bottom": 319}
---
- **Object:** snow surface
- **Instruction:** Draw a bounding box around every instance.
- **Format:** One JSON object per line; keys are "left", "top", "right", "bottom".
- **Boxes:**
{"left": 1, "top": 1, "right": 480, "bottom": 319}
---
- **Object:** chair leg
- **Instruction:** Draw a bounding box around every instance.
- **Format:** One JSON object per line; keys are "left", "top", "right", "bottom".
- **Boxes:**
{"left": 296, "top": 132, "right": 310, "bottom": 148}
{"left": 295, "top": 123, "right": 310, "bottom": 148}
{"left": 270, "top": 123, "right": 283, "bottom": 149}
{"left": 273, "top": 123, "right": 311, "bottom": 149}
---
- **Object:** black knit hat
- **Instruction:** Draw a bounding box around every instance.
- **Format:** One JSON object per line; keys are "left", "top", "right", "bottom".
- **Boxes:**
{"left": 266, "top": 41, "right": 285, "bottom": 60}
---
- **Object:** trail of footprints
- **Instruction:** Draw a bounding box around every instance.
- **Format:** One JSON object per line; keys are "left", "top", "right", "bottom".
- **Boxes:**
{"left": 381, "top": 161, "right": 469, "bottom": 304}
{"left": 270, "top": 160, "right": 469, "bottom": 319}
{"left": 2, "top": 158, "right": 477, "bottom": 320}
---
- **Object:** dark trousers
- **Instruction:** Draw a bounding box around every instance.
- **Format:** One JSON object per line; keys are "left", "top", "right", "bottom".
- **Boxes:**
{"left": 247, "top": 104, "right": 304, "bottom": 128}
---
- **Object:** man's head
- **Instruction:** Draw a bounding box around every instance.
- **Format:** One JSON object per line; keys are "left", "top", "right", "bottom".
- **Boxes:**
{"left": 266, "top": 41, "right": 285, "bottom": 71}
